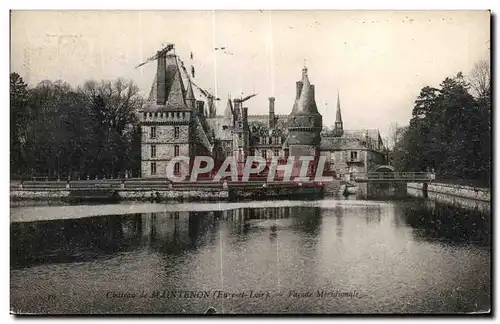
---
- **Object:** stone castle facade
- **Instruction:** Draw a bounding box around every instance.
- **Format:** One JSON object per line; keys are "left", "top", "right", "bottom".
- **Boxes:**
{"left": 138, "top": 51, "right": 388, "bottom": 179}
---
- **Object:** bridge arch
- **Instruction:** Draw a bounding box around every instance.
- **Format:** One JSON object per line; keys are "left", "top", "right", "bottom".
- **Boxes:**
{"left": 371, "top": 165, "right": 395, "bottom": 173}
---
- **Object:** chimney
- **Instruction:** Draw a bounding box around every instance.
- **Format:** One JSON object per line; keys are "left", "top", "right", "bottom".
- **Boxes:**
{"left": 196, "top": 101, "right": 204, "bottom": 116}
{"left": 296, "top": 81, "right": 303, "bottom": 99}
{"left": 268, "top": 97, "right": 275, "bottom": 129}
{"left": 233, "top": 99, "right": 241, "bottom": 119}
{"left": 208, "top": 97, "right": 215, "bottom": 117}
{"left": 241, "top": 107, "right": 248, "bottom": 125}
{"left": 156, "top": 51, "right": 167, "bottom": 105}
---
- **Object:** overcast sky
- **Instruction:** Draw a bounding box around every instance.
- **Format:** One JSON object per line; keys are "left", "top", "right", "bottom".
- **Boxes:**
{"left": 10, "top": 10, "right": 490, "bottom": 138}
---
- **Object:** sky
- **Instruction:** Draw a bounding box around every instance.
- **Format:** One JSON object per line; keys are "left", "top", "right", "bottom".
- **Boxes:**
{"left": 10, "top": 10, "right": 490, "bottom": 139}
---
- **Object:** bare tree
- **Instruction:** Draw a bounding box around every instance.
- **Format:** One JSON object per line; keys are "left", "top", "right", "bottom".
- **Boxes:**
{"left": 386, "top": 122, "right": 399, "bottom": 150}
{"left": 469, "top": 60, "right": 490, "bottom": 99}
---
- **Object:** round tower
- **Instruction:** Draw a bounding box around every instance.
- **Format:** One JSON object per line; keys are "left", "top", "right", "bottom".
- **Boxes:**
{"left": 287, "top": 67, "right": 323, "bottom": 157}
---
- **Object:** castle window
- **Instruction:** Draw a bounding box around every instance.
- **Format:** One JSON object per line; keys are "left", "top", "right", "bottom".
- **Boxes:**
{"left": 174, "top": 145, "right": 179, "bottom": 157}
{"left": 151, "top": 162, "right": 157, "bottom": 175}
{"left": 143, "top": 112, "right": 147, "bottom": 119}
{"left": 150, "top": 126, "right": 157, "bottom": 139}
{"left": 262, "top": 150, "right": 267, "bottom": 159}
{"left": 350, "top": 151, "right": 358, "bottom": 161}
{"left": 273, "top": 148, "right": 280, "bottom": 156}
{"left": 174, "top": 162, "right": 180, "bottom": 175}
{"left": 174, "top": 126, "right": 180, "bottom": 139}
{"left": 182, "top": 112, "right": 185, "bottom": 119}
{"left": 151, "top": 145, "right": 156, "bottom": 158}
{"left": 176, "top": 112, "right": 180, "bottom": 118}
{"left": 269, "top": 137, "right": 273, "bottom": 144}
{"left": 155, "top": 112, "right": 158, "bottom": 117}
{"left": 149, "top": 112, "right": 152, "bottom": 117}
{"left": 238, "top": 122, "right": 242, "bottom": 128}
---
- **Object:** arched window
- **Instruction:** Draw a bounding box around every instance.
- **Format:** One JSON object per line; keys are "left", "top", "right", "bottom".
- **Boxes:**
{"left": 174, "top": 163, "right": 180, "bottom": 175}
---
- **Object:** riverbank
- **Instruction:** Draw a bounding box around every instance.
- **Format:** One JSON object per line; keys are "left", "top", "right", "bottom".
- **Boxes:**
{"left": 407, "top": 182, "right": 490, "bottom": 202}
{"left": 10, "top": 181, "right": 324, "bottom": 203}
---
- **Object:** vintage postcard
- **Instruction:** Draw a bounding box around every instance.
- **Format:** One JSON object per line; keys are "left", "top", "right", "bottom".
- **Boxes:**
{"left": 9, "top": 10, "right": 491, "bottom": 315}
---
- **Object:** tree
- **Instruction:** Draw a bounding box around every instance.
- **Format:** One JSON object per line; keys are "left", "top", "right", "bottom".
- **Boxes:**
{"left": 10, "top": 74, "right": 143, "bottom": 179}
{"left": 392, "top": 65, "right": 491, "bottom": 187}
{"left": 77, "top": 78, "right": 143, "bottom": 177}
{"left": 10, "top": 73, "right": 30, "bottom": 176}
{"left": 469, "top": 60, "right": 490, "bottom": 100}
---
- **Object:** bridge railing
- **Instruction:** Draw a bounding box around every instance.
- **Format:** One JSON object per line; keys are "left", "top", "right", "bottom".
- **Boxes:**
{"left": 11, "top": 178, "right": 325, "bottom": 190}
{"left": 354, "top": 172, "right": 434, "bottom": 182}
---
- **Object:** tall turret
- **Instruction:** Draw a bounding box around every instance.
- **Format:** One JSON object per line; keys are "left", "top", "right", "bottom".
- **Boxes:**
{"left": 287, "top": 66, "right": 323, "bottom": 158}
{"left": 333, "top": 91, "right": 344, "bottom": 137}
{"left": 185, "top": 80, "right": 196, "bottom": 111}
{"left": 137, "top": 48, "right": 212, "bottom": 178}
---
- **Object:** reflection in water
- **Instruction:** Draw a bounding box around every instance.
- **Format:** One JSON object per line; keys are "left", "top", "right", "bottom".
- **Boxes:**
{"left": 335, "top": 206, "right": 344, "bottom": 237}
{"left": 11, "top": 214, "right": 144, "bottom": 268}
{"left": 402, "top": 199, "right": 491, "bottom": 246}
{"left": 10, "top": 200, "right": 491, "bottom": 314}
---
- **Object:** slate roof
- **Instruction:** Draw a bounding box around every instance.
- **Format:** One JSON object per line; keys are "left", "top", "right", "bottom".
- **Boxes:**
{"left": 193, "top": 115, "right": 213, "bottom": 152}
{"left": 141, "top": 53, "right": 213, "bottom": 154}
{"left": 290, "top": 67, "right": 321, "bottom": 117}
{"left": 320, "top": 129, "right": 385, "bottom": 152}
{"left": 141, "top": 54, "right": 191, "bottom": 112}
{"left": 206, "top": 116, "right": 233, "bottom": 141}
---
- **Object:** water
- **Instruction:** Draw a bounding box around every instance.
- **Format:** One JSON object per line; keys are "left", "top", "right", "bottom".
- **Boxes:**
{"left": 10, "top": 197, "right": 491, "bottom": 314}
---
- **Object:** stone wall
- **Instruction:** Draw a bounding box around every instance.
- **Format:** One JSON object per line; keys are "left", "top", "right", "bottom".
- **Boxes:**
{"left": 407, "top": 182, "right": 490, "bottom": 202}
{"left": 407, "top": 187, "right": 490, "bottom": 213}
{"left": 118, "top": 189, "right": 228, "bottom": 200}
{"left": 141, "top": 122, "right": 191, "bottom": 178}
{"left": 230, "top": 185, "right": 323, "bottom": 200}
{"left": 11, "top": 188, "right": 228, "bottom": 201}
{"left": 11, "top": 189, "right": 70, "bottom": 200}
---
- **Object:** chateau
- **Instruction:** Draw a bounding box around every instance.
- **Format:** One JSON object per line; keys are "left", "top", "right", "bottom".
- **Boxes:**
{"left": 138, "top": 49, "right": 388, "bottom": 180}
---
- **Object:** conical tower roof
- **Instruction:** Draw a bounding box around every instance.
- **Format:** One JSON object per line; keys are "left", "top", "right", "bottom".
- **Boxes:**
{"left": 164, "top": 55, "right": 187, "bottom": 109}
{"left": 148, "top": 73, "right": 158, "bottom": 102}
{"left": 224, "top": 97, "right": 233, "bottom": 118}
{"left": 290, "top": 67, "right": 320, "bottom": 116}
{"left": 185, "top": 79, "right": 196, "bottom": 110}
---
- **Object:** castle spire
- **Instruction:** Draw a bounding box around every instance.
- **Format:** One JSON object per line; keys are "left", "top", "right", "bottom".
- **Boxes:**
{"left": 185, "top": 79, "right": 196, "bottom": 110}
{"left": 336, "top": 90, "right": 342, "bottom": 122}
{"left": 223, "top": 95, "right": 233, "bottom": 119}
{"left": 334, "top": 90, "right": 344, "bottom": 137}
